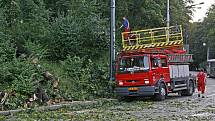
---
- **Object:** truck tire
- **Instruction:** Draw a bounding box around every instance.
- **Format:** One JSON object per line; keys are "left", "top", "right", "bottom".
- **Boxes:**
{"left": 181, "top": 80, "right": 194, "bottom": 96}
{"left": 154, "top": 83, "right": 166, "bottom": 101}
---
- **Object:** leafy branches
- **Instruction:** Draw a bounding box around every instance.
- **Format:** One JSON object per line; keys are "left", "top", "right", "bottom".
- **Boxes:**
{"left": 47, "top": 0, "right": 108, "bottom": 60}
{"left": 190, "top": 4, "right": 215, "bottom": 66}
{"left": 60, "top": 56, "right": 112, "bottom": 100}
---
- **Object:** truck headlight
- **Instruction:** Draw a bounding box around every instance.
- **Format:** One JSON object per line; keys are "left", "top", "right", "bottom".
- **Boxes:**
{"left": 119, "top": 81, "right": 123, "bottom": 86}
{"left": 145, "top": 81, "right": 149, "bottom": 84}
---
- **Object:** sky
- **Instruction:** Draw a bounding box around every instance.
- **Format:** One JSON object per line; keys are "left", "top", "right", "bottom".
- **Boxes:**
{"left": 192, "top": 0, "right": 215, "bottom": 22}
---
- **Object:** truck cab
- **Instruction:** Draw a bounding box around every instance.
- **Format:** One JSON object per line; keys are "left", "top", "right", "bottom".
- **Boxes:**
{"left": 115, "top": 53, "right": 169, "bottom": 99}
{"left": 116, "top": 53, "right": 170, "bottom": 85}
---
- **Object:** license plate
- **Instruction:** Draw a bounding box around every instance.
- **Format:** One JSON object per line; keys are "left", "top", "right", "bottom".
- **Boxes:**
{"left": 128, "top": 87, "right": 138, "bottom": 91}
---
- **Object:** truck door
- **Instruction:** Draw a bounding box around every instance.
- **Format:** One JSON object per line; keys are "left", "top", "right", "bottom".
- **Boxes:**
{"left": 160, "top": 57, "right": 170, "bottom": 81}
{"left": 151, "top": 57, "right": 161, "bottom": 81}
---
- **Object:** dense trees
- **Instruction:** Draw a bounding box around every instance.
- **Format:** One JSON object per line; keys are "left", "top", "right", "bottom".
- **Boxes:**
{"left": 116, "top": 0, "right": 192, "bottom": 29}
{"left": 190, "top": 4, "right": 215, "bottom": 67}
{"left": 0, "top": 0, "right": 193, "bottom": 61}
{"left": 47, "top": 1, "right": 109, "bottom": 60}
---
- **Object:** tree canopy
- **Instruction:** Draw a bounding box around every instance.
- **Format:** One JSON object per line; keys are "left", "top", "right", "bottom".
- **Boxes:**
{"left": 190, "top": 4, "right": 215, "bottom": 67}
{"left": 0, "top": 0, "right": 194, "bottom": 61}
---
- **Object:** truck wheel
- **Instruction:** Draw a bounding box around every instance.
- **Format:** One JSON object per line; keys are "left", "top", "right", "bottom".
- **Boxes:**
{"left": 181, "top": 80, "right": 194, "bottom": 96}
{"left": 154, "top": 83, "right": 166, "bottom": 101}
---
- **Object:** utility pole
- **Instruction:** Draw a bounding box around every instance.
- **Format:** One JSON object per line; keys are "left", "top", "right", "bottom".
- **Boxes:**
{"left": 167, "top": 0, "right": 170, "bottom": 42}
{"left": 203, "top": 42, "right": 210, "bottom": 61}
{"left": 184, "top": 26, "right": 189, "bottom": 53}
{"left": 110, "top": 0, "right": 115, "bottom": 81}
{"left": 207, "top": 47, "right": 210, "bottom": 61}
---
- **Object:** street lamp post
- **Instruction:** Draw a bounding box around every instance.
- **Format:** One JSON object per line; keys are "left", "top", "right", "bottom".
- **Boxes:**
{"left": 203, "top": 43, "right": 210, "bottom": 61}
{"left": 166, "top": 1, "right": 204, "bottom": 43}
{"left": 184, "top": 26, "right": 189, "bottom": 53}
{"left": 110, "top": 0, "right": 116, "bottom": 81}
{"left": 167, "top": 0, "right": 170, "bottom": 42}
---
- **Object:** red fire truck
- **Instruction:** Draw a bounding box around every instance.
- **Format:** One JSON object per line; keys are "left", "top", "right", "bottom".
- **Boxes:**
{"left": 115, "top": 25, "right": 195, "bottom": 101}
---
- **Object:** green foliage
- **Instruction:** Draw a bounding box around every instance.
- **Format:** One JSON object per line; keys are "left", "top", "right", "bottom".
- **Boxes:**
{"left": 10, "top": 60, "right": 40, "bottom": 94}
{"left": 116, "top": 0, "right": 192, "bottom": 29}
{"left": 0, "top": 39, "right": 15, "bottom": 63}
{"left": 0, "top": 58, "right": 44, "bottom": 109}
{"left": 190, "top": 4, "right": 215, "bottom": 66}
{"left": 60, "top": 56, "right": 113, "bottom": 100}
{"left": 23, "top": 41, "right": 48, "bottom": 59}
{"left": 47, "top": 0, "right": 108, "bottom": 60}
{"left": 0, "top": 21, "right": 46, "bottom": 110}
{"left": 44, "top": 0, "right": 72, "bottom": 18}
{"left": 0, "top": 0, "right": 50, "bottom": 57}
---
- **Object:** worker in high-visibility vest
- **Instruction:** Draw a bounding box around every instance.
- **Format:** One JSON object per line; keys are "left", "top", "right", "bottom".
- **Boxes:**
{"left": 120, "top": 17, "right": 130, "bottom": 40}
{"left": 197, "top": 69, "right": 206, "bottom": 98}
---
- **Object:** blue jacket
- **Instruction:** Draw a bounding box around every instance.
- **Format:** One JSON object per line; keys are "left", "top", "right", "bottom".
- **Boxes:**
{"left": 122, "top": 18, "right": 129, "bottom": 29}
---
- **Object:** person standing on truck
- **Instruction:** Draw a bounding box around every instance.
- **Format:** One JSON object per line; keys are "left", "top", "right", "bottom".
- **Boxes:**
{"left": 120, "top": 16, "right": 130, "bottom": 40}
{"left": 197, "top": 69, "right": 207, "bottom": 98}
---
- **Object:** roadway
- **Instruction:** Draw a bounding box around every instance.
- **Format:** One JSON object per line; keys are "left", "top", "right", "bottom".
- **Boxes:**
{"left": 63, "top": 71, "right": 215, "bottom": 120}
{"left": 7, "top": 71, "right": 215, "bottom": 120}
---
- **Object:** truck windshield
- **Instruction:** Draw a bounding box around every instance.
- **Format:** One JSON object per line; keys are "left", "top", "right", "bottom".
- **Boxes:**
{"left": 118, "top": 56, "right": 149, "bottom": 73}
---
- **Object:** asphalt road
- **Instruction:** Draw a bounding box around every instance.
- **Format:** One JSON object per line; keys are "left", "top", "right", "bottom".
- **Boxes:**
{"left": 161, "top": 71, "right": 215, "bottom": 120}
{"left": 66, "top": 71, "right": 215, "bottom": 121}
{"left": 68, "top": 71, "right": 215, "bottom": 120}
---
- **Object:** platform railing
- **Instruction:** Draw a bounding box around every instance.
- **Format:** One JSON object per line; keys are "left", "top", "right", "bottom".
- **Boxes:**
{"left": 121, "top": 25, "right": 183, "bottom": 50}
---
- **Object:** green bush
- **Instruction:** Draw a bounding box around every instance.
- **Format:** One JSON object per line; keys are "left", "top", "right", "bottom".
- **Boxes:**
{"left": 1, "top": 58, "right": 44, "bottom": 110}
{"left": 46, "top": 1, "right": 108, "bottom": 61}
{"left": 60, "top": 56, "right": 114, "bottom": 100}
{"left": 0, "top": 39, "right": 46, "bottom": 110}
{"left": 0, "top": 0, "right": 112, "bottom": 110}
